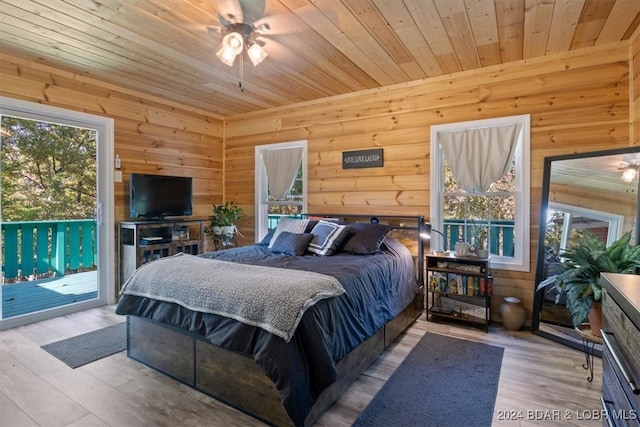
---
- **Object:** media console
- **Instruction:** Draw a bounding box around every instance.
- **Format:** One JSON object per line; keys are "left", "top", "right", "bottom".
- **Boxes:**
{"left": 118, "top": 219, "right": 204, "bottom": 291}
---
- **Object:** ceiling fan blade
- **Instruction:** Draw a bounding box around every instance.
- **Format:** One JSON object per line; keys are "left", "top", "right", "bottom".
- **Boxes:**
{"left": 253, "top": 13, "right": 304, "bottom": 35}
{"left": 237, "top": 0, "right": 265, "bottom": 26}
{"left": 213, "top": 0, "right": 244, "bottom": 25}
{"left": 207, "top": 26, "right": 223, "bottom": 37}
{"left": 622, "top": 153, "right": 640, "bottom": 165}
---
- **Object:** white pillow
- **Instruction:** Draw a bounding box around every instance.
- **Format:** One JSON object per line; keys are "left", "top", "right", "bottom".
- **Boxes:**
{"left": 268, "top": 218, "right": 309, "bottom": 248}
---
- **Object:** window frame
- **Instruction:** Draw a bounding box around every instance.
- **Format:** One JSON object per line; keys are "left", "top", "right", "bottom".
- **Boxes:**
{"left": 254, "top": 140, "right": 307, "bottom": 242}
{"left": 430, "top": 114, "right": 531, "bottom": 272}
{"left": 547, "top": 201, "right": 624, "bottom": 249}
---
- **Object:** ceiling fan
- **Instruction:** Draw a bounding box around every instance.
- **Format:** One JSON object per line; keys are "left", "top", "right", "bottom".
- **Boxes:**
{"left": 618, "top": 153, "right": 640, "bottom": 183}
{"left": 208, "top": 0, "right": 271, "bottom": 67}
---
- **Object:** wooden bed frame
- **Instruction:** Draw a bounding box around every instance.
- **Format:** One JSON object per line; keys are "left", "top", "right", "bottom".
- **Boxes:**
{"left": 124, "top": 215, "right": 425, "bottom": 426}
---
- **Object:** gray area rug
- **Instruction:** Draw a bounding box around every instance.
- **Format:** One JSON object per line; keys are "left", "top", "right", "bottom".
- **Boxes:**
{"left": 352, "top": 332, "right": 504, "bottom": 427}
{"left": 41, "top": 322, "right": 126, "bottom": 368}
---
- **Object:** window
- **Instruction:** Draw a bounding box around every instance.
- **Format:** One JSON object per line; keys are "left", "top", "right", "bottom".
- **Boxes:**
{"left": 430, "top": 115, "right": 530, "bottom": 271}
{"left": 255, "top": 141, "right": 307, "bottom": 241}
{"left": 545, "top": 202, "right": 623, "bottom": 253}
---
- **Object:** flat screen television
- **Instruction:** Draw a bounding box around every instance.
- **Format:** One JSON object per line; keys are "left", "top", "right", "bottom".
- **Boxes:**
{"left": 130, "top": 173, "right": 193, "bottom": 219}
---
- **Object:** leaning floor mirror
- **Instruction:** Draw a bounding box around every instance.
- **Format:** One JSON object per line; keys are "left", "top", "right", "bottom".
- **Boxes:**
{"left": 532, "top": 146, "right": 640, "bottom": 350}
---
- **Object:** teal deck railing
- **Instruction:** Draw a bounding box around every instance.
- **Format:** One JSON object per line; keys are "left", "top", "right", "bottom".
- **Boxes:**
{"left": 441, "top": 219, "right": 515, "bottom": 257}
{"left": 267, "top": 215, "right": 515, "bottom": 256}
{"left": 1, "top": 219, "right": 97, "bottom": 282}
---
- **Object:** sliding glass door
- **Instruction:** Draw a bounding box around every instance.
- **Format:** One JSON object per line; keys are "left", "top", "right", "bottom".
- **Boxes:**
{"left": 0, "top": 97, "right": 115, "bottom": 329}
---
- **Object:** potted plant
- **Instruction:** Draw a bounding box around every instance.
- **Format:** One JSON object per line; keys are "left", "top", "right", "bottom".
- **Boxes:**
{"left": 473, "top": 225, "right": 489, "bottom": 258}
{"left": 204, "top": 201, "right": 245, "bottom": 246}
{"left": 536, "top": 231, "right": 640, "bottom": 336}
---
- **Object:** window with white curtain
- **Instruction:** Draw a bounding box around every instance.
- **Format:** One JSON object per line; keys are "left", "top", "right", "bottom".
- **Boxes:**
{"left": 255, "top": 141, "right": 307, "bottom": 242}
{"left": 430, "top": 115, "right": 530, "bottom": 272}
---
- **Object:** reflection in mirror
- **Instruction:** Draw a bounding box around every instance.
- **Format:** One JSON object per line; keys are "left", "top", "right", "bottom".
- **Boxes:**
{"left": 532, "top": 147, "right": 640, "bottom": 350}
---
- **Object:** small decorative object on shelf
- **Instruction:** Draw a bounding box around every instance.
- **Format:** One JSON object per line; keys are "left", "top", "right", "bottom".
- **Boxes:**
{"left": 454, "top": 241, "right": 470, "bottom": 257}
{"left": 171, "top": 225, "right": 189, "bottom": 241}
{"left": 426, "top": 253, "right": 491, "bottom": 331}
{"left": 499, "top": 296, "right": 526, "bottom": 331}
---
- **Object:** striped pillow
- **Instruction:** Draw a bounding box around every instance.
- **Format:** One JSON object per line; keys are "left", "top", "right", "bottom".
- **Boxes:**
{"left": 268, "top": 218, "right": 309, "bottom": 248}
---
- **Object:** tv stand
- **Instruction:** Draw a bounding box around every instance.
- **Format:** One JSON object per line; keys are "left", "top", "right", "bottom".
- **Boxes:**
{"left": 118, "top": 219, "right": 204, "bottom": 291}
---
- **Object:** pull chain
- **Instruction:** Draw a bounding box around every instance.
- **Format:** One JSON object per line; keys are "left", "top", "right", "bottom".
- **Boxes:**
{"left": 238, "top": 53, "right": 244, "bottom": 92}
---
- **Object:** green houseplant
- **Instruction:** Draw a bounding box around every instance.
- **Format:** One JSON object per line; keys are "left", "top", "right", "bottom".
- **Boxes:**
{"left": 204, "top": 201, "right": 245, "bottom": 246}
{"left": 537, "top": 231, "right": 640, "bottom": 333}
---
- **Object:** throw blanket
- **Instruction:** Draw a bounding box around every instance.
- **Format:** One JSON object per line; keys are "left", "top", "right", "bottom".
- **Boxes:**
{"left": 120, "top": 253, "right": 345, "bottom": 342}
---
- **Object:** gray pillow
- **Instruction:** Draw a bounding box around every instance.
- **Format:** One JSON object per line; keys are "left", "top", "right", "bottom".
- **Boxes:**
{"left": 258, "top": 229, "right": 275, "bottom": 246}
{"left": 340, "top": 223, "right": 392, "bottom": 254}
{"left": 270, "top": 231, "right": 314, "bottom": 256}
{"left": 268, "top": 218, "right": 309, "bottom": 248}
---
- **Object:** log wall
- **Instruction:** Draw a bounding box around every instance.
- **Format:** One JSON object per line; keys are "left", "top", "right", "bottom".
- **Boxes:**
{"left": 0, "top": 54, "right": 224, "bottom": 227}
{"left": 225, "top": 43, "right": 634, "bottom": 323}
{"left": 1, "top": 40, "right": 637, "bottom": 324}
{"left": 0, "top": 53, "right": 224, "bottom": 231}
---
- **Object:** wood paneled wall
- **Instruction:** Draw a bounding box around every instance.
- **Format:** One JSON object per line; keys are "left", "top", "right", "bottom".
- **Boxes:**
{"left": 0, "top": 40, "right": 636, "bottom": 324}
{"left": 632, "top": 28, "right": 640, "bottom": 145}
{"left": 0, "top": 54, "right": 224, "bottom": 230}
{"left": 225, "top": 43, "right": 633, "bottom": 323}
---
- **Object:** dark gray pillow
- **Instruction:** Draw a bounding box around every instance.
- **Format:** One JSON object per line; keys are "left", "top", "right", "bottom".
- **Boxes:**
{"left": 340, "top": 223, "right": 392, "bottom": 254}
{"left": 270, "top": 231, "right": 314, "bottom": 256}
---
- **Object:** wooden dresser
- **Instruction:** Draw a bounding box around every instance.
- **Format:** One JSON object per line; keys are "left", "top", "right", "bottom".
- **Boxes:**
{"left": 600, "top": 272, "right": 640, "bottom": 426}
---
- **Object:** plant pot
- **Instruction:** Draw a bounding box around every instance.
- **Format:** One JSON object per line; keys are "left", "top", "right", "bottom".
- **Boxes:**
{"left": 212, "top": 225, "right": 236, "bottom": 238}
{"left": 477, "top": 249, "right": 489, "bottom": 258}
{"left": 587, "top": 301, "right": 603, "bottom": 338}
{"left": 499, "top": 296, "right": 526, "bottom": 331}
{"left": 212, "top": 225, "right": 237, "bottom": 247}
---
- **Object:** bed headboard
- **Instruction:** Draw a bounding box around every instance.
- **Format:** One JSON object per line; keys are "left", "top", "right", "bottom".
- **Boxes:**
{"left": 302, "top": 213, "right": 425, "bottom": 286}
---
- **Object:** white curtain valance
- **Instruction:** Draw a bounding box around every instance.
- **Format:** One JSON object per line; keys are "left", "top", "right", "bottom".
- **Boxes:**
{"left": 438, "top": 123, "right": 521, "bottom": 193}
{"left": 262, "top": 147, "right": 303, "bottom": 200}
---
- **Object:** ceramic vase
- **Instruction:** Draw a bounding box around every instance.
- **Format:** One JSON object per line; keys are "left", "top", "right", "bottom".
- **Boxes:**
{"left": 454, "top": 241, "right": 470, "bottom": 256}
{"left": 500, "top": 296, "right": 526, "bottom": 331}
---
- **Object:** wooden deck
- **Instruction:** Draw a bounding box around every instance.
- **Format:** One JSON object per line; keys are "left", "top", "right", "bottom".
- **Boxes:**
{"left": 2, "top": 270, "right": 98, "bottom": 319}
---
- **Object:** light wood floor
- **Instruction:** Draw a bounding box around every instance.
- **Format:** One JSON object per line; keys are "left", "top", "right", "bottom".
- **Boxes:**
{"left": 1, "top": 306, "right": 602, "bottom": 427}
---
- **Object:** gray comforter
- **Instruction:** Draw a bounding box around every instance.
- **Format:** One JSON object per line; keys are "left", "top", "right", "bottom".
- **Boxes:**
{"left": 119, "top": 252, "right": 345, "bottom": 342}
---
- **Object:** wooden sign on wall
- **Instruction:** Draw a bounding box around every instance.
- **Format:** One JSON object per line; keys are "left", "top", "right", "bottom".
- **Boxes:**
{"left": 342, "top": 148, "right": 384, "bottom": 169}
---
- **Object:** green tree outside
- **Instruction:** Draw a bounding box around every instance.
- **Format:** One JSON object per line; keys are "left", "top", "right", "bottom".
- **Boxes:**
{"left": 1, "top": 116, "right": 97, "bottom": 221}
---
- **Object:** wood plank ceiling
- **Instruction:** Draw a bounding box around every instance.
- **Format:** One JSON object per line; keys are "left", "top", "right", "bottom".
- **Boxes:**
{"left": 1, "top": 0, "right": 639, "bottom": 117}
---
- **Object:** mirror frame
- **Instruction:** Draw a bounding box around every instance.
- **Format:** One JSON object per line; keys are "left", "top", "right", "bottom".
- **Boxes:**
{"left": 531, "top": 146, "right": 640, "bottom": 348}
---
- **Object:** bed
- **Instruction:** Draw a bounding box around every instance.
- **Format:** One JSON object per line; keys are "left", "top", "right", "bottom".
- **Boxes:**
{"left": 115, "top": 214, "right": 425, "bottom": 426}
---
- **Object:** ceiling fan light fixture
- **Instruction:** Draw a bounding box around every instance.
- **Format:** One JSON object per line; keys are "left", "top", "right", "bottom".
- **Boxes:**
{"left": 621, "top": 167, "right": 637, "bottom": 183}
{"left": 247, "top": 42, "right": 268, "bottom": 66}
{"left": 216, "top": 32, "right": 245, "bottom": 66}
{"left": 222, "top": 32, "right": 244, "bottom": 54}
{"left": 215, "top": 19, "right": 268, "bottom": 68}
{"left": 216, "top": 45, "right": 238, "bottom": 66}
